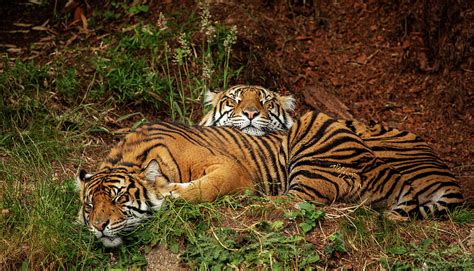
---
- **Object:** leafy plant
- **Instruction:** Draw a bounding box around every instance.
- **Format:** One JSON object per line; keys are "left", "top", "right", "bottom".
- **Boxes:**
{"left": 324, "top": 232, "right": 346, "bottom": 256}
{"left": 128, "top": 5, "right": 149, "bottom": 15}
{"left": 285, "top": 201, "right": 325, "bottom": 233}
{"left": 382, "top": 237, "right": 473, "bottom": 270}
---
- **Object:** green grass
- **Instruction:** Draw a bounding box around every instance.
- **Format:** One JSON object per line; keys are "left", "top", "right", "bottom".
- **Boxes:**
{"left": 0, "top": 130, "right": 96, "bottom": 269}
{"left": 87, "top": 4, "right": 241, "bottom": 123}
{"left": 0, "top": 2, "right": 243, "bottom": 268}
{"left": 0, "top": 1, "right": 473, "bottom": 269}
{"left": 336, "top": 207, "right": 473, "bottom": 269}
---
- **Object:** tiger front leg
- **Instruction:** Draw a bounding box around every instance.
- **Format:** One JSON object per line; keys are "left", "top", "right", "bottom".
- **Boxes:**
{"left": 155, "top": 163, "right": 253, "bottom": 203}
{"left": 155, "top": 181, "right": 193, "bottom": 199}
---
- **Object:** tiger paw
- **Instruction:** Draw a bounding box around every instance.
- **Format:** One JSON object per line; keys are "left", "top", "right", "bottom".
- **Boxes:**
{"left": 384, "top": 211, "right": 409, "bottom": 222}
{"left": 156, "top": 182, "right": 193, "bottom": 199}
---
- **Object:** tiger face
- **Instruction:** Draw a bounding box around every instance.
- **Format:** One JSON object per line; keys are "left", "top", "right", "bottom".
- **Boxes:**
{"left": 76, "top": 161, "right": 164, "bottom": 247}
{"left": 199, "top": 85, "right": 295, "bottom": 136}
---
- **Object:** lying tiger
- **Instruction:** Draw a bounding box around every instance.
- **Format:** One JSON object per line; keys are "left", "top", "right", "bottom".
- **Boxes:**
{"left": 77, "top": 110, "right": 463, "bottom": 247}
{"left": 200, "top": 85, "right": 464, "bottom": 218}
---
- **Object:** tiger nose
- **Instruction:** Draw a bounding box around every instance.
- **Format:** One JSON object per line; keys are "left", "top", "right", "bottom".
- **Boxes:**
{"left": 94, "top": 219, "right": 109, "bottom": 231}
{"left": 243, "top": 109, "right": 260, "bottom": 120}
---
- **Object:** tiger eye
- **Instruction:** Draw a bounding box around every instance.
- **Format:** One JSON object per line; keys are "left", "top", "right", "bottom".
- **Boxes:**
{"left": 84, "top": 204, "right": 93, "bottom": 212}
{"left": 116, "top": 195, "right": 127, "bottom": 204}
{"left": 225, "top": 99, "right": 236, "bottom": 107}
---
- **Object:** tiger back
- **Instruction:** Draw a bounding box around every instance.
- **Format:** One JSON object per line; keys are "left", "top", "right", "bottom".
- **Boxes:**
{"left": 344, "top": 119, "right": 463, "bottom": 216}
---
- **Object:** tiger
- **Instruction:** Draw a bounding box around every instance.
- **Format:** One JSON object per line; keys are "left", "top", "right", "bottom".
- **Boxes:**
{"left": 199, "top": 85, "right": 464, "bottom": 218}
{"left": 199, "top": 85, "right": 296, "bottom": 136}
{"left": 77, "top": 110, "right": 463, "bottom": 247}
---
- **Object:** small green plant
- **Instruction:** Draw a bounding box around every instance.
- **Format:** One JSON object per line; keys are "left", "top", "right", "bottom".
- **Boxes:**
{"left": 128, "top": 4, "right": 149, "bottom": 15}
{"left": 92, "top": 53, "right": 165, "bottom": 105}
{"left": 324, "top": 232, "right": 347, "bottom": 256}
{"left": 285, "top": 201, "right": 325, "bottom": 233}
{"left": 88, "top": 5, "right": 240, "bottom": 124}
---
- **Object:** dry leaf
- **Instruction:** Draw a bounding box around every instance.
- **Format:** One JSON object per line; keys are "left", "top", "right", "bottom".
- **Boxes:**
{"left": 7, "top": 48, "right": 22, "bottom": 53}
{"left": 31, "top": 26, "right": 49, "bottom": 31}
{"left": 80, "top": 10, "right": 89, "bottom": 32}
{"left": 402, "top": 39, "right": 410, "bottom": 49}
{"left": 13, "top": 23, "right": 32, "bottom": 27}
{"left": 73, "top": 6, "right": 83, "bottom": 23}
{"left": 295, "top": 35, "right": 312, "bottom": 41}
{"left": 330, "top": 77, "right": 341, "bottom": 87}
{"left": 356, "top": 53, "right": 367, "bottom": 64}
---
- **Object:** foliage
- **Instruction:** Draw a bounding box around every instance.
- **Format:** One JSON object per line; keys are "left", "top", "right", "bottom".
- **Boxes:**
{"left": 382, "top": 238, "right": 473, "bottom": 270}
{"left": 144, "top": 197, "right": 320, "bottom": 270}
{"left": 285, "top": 201, "right": 325, "bottom": 233}
{"left": 450, "top": 206, "right": 474, "bottom": 226}
{"left": 324, "top": 232, "right": 346, "bottom": 256}
{"left": 87, "top": 2, "right": 241, "bottom": 124}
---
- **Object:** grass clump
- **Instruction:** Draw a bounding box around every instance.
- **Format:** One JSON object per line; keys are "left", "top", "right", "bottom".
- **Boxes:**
{"left": 450, "top": 206, "right": 474, "bottom": 225}
{"left": 0, "top": 134, "right": 99, "bottom": 269}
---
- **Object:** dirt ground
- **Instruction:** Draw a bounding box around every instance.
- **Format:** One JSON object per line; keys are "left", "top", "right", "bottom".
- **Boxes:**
{"left": 1, "top": 0, "right": 472, "bottom": 201}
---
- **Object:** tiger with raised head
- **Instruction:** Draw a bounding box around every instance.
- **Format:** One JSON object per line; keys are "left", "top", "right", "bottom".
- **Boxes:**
{"left": 200, "top": 85, "right": 296, "bottom": 136}
{"left": 77, "top": 110, "right": 463, "bottom": 247}
{"left": 200, "top": 85, "right": 464, "bottom": 218}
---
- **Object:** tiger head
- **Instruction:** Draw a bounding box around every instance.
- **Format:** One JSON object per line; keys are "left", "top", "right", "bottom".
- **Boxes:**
{"left": 76, "top": 160, "right": 165, "bottom": 247}
{"left": 199, "top": 85, "right": 296, "bottom": 136}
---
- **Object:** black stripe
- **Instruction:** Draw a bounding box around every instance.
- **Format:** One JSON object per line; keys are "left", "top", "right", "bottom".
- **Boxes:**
{"left": 289, "top": 170, "right": 340, "bottom": 199}
{"left": 125, "top": 205, "right": 149, "bottom": 214}
{"left": 289, "top": 182, "right": 332, "bottom": 202}
{"left": 414, "top": 181, "right": 460, "bottom": 198}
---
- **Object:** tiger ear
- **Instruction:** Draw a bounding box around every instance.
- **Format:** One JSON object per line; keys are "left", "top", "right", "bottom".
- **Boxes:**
{"left": 278, "top": 94, "right": 296, "bottom": 111}
{"left": 76, "top": 169, "right": 92, "bottom": 190}
{"left": 143, "top": 159, "right": 162, "bottom": 183}
{"left": 203, "top": 90, "right": 223, "bottom": 106}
